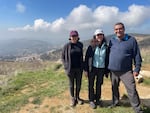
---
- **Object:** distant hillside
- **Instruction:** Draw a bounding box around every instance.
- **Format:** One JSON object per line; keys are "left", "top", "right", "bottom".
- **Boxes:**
{"left": 0, "top": 33, "right": 150, "bottom": 61}
{"left": 0, "top": 39, "right": 54, "bottom": 57}
{"left": 83, "top": 33, "right": 150, "bottom": 48}
{"left": 138, "top": 36, "right": 150, "bottom": 48}
{"left": 39, "top": 33, "right": 150, "bottom": 61}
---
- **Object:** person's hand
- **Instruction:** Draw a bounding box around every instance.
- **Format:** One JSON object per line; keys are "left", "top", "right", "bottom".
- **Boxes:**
{"left": 105, "top": 73, "right": 109, "bottom": 78}
{"left": 104, "top": 69, "right": 110, "bottom": 78}
{"left": 133, "top": 72, "right": 144, "bottom": 83}
{"left": 133, "top": 72, "right": 139, "bottom": 77}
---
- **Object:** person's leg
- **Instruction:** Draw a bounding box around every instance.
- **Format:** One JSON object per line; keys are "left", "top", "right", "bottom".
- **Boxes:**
{"left": 95, "top": 68, "right": 105, "bottom": 105}
{"left": 75, "top": 69, "right": 83, "bottom": 102}
{"left": 88, "top": 68, "right": 96, "bottom": 108}
{"left": 120, "top": 71, "right": 143, "bottom": 113}
{"left": 110, "top": 71, "right": 120, "bottom": 105}
{"left": 68, "top": 74, "right": 74, "bottom": 97}
{"left": 88, "top": 69, "right": 96, "bottom": 102}
{"left": 67, "top": 69, "right": 76, "bottom": 106}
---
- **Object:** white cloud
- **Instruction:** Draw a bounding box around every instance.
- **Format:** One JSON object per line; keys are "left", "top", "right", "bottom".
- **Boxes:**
{"left": 9, "top": 4, "right": 150, "bottom": 42}
{"left": 66, "top": 5, "right": 94, "bottom": 29}
{"left": 68, "top": 5, "right": 92, "bottom": 23}
{"left": 9, "top": 19, "right": 50, "bottom": 31}
{"left": 93, "top": 6, "right": 119, "bottom": 24}
{"left": 51, "top": 18, "right": 65, "bottom": 32}
{"left": 120, "top": 4, "right": 150, "bottom": 27}
{"left": 16, "top": 2, "right": 26, "bottom": 13}
{"left": 33, "top": 19, "right": 51, "bottom": 31}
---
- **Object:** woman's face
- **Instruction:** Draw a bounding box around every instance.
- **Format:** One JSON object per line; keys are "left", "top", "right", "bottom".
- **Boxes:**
{"left": 70, "top": 35, "right": 78, "bottom": 43}
{"left": 96, "top": 34, "right": 104, "bottom": 42}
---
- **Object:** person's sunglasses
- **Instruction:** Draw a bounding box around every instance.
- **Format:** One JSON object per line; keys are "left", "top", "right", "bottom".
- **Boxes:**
{"left": 96, "top": 34, "right": 103, "bottom": 36}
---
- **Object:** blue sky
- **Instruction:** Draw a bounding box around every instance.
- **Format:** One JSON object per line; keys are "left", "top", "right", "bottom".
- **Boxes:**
{"left": 0, "top": 0, "right": 150, "bottom": 44}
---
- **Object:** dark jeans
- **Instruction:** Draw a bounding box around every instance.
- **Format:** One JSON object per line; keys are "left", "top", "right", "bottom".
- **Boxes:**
{"left": 67, "top": 68, "right": 82, "bottom": 99}
{"left": 88, "top": 67, "right": 105, "bottom": 102}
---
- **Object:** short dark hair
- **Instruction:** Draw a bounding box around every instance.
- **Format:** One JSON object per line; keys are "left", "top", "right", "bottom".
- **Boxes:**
{"left": 115, "top": 22, "right": 125, "bottom": 30}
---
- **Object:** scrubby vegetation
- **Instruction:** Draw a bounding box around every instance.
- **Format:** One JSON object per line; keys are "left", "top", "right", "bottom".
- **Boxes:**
{"left": 0, "top": 61, "right": 67, "bottom": 113}
{"left": 0, "top": 61, "right": 150, "bottom": 113}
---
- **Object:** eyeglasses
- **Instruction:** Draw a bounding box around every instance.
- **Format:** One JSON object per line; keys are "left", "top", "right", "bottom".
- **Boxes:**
{"left": 96, "top": 34, "right": 103, "bottom": 36}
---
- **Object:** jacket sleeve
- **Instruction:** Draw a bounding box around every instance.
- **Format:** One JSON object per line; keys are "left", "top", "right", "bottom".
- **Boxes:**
{"left": 84, "top": 46, "right": 92, "bottom": 72}
{"left": 61, "top": 43, "right": 69, "bottom": 70}
{"left": 104, "top": 45, "right": 110, "bottom": 74}
{"left": 80, "top": 42, "right": 84, "bottom": 71}
{"left": 61, "top": 44, "right": 66, "bottom": 65}
{"left": 133, "top": 39, "right": 142, "bottom": 73}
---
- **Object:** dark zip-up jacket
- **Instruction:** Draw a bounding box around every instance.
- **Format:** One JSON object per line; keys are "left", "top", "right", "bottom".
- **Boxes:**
{"left": 62, "top": 41, "right": 83, "bottom": 75}
{"left": 108, "top": 35, "right": 142, "bottom": 73}
{"left": 84, "top": 42, "right": 109, "bottom": 73}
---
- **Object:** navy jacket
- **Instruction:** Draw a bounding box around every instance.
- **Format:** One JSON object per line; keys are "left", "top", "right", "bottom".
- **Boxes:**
{"left": 108, "top": 34, "right": 142, "bottom": 73}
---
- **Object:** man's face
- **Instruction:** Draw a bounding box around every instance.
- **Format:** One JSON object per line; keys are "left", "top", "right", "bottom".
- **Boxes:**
{"left": 114, "top": 24, "right": 125, "bottom": 38}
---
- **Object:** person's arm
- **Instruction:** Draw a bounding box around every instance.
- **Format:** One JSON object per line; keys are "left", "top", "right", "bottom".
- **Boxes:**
{"left": 80, "top": 42, "right": 84, "bottom": 71}
{"left": 104, "top": 45, "right": 110, "bottom": 77}
{"left": 61, "top": 43, "right": 69, "bottom": 70}
{"left": 133, "top": 39, "right": 142, "bottom": 75}
{"left": 61, "top": 45, "right": 66, "bottom": 65}
{"left": 84, "top": 46, "right": 92, "bottom": 72}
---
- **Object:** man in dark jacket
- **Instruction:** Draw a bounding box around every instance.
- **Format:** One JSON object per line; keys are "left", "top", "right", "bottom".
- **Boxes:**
{"left": 108, "top": 22, "right": 143, "bottom": 113}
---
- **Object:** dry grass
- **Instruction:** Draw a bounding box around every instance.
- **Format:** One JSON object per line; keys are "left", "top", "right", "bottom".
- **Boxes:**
{"left": 0, "top": 61, "right": 55, "bottom": 87}
{"left": 0, "top": 61, "right": 150, "bottom": 113}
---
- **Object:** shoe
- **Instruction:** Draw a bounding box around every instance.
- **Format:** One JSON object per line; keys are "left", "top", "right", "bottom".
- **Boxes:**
{"left": 136, "top": 109, "right": 144, "bottom": 113}
{"left": 108, "top": 103, "right": 120, "bottom": 108}
{"left": 70, "top": 97, "right": 76, "bottom": 107}
{"left": 90, "top": 101, "right": 96, "bottom": 109}
{"left": 77, "top": 98, "right": 84, "bottom": 105}
{"left": 137, "top": 111, "right": 143, "bottom": 113}
{"left": 96, "top": 100, "right": 103, "bottom": 107}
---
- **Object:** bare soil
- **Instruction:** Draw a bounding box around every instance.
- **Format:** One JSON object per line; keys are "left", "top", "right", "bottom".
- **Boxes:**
{"left": 14, "top": 80, "right": 150, "bottom": 113}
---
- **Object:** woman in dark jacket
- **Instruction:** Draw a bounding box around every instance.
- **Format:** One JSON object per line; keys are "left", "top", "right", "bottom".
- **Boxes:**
{"left": 84, "top": 29, "right": 109, "bottom": 109}
{"left": 62, "top": 30, "right": 84, "bottom": 107}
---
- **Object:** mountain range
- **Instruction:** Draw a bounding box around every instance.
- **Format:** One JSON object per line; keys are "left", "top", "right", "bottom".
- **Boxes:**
{"left": 0, "top": 33, "right": 150, "bottom": 61}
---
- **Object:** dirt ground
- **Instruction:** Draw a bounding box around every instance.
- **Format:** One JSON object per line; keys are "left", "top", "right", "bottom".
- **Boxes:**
{"left": 14, "top": 79, "right": 150, "bottom": 113}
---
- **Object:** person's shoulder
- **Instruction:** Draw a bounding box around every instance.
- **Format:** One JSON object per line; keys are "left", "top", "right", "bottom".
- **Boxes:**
{"left": 127, "top": 35, "right": 137, "bottom": 42}
{"left": 64, "top": 42, "right": 71, "bottom": 48}
{"left": 87, "top": 45, "right": 93, "bottom": 49}
{"left": 110, "top": 36, "right": 116, "bottom": 41}
{"left": 77, "top": 41, "right": 83, "bottom": 47}
{"left": 103, "top": 41, "right": 108, "bottom": 45}
{"left": 109, "top": 37, "right": 115, "bottom": 44}
{"left": 78, "top": 41, "right": 83, "bottom": 45}
{"left": 128, "top": 34, "right": 134, "bottom": 38}
{"left": 86, "top": 45, "right": 95, "bottom": 53}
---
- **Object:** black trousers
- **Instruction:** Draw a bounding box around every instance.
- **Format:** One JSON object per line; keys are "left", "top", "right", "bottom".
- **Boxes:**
{"left": 67, "top": 68, "right": 82, "bottom": 99}
{"left": 88, "top": 67, "right": 105, "bottom": 102}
